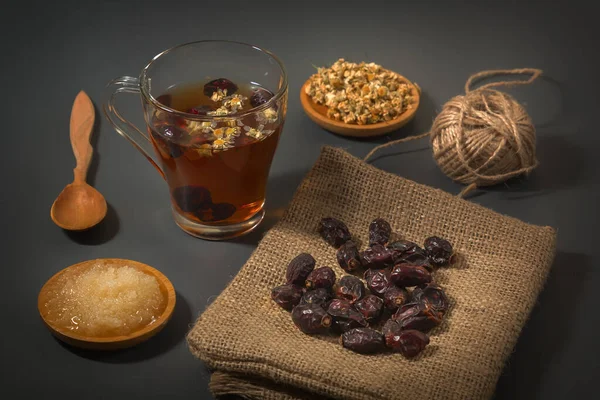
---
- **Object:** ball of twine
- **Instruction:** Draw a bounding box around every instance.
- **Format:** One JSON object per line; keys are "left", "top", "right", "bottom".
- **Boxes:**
{"left": 364, "top": 68, "right": 542, "bottom": 197}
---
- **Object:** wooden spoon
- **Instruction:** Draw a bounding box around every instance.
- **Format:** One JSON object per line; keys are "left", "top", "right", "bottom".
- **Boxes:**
{"left": 51, "top": 91, "right": 107, "bottom": 231}
{"left": 38, "top": 258, "right": 176, "bottom": 350}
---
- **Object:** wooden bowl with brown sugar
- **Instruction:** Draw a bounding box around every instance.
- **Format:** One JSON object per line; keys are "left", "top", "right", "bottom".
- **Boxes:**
{"left": 300, "top": 69, "right": 420, "bottom": 138}
{"left": 38, "top": 258, "right": 176, "bottom": 351}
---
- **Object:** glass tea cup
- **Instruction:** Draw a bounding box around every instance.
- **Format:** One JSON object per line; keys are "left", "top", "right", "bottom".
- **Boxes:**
{"left": 103, "top": 40, "right": 288, "bottom": 240}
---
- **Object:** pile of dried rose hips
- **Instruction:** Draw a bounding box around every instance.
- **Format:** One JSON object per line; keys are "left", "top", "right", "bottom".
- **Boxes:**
{"left": 271, "top": 217, "right": 454, "bottom": 358}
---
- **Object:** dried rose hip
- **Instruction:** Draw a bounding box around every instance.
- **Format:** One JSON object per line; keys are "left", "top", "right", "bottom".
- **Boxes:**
{"left": 398, "top": 330, "right": 430, "bottom": 358}
{"left": 285, "top": 253, "right": 316, "bottom": 285}
{"left": 384, "top": 322, "right": 430, "bottom": 358}
{"left": 306, "top": 267, "right": 336, "bottom": 289}
{"left": 172, "top": 185, "right": 212, "bottom": 213}
{"left": 368, "top": 218, "right": 392, "bottom": 246}
{"left": 424, "top": 236, "right": 454, "bottom": 266}
{"left": 388, "top": 240, "right": 427, "bottom": 263}
{"left": 340, "top": 327, "right": 385, "bottom": 354}
{"left": 250, "top": 87, "right": 275, "bottom": 108}
{"left": 336, "top": 240, "right": 362, "bottom": 272}
{"left": 387, "top": 239, "right": 420, "bottom": 254}
{"left": 411, "top": 283, "right": 449, "bottom": 314}
{"left": 197, "top": 202, "right": 236, "bottom": 222}
{"left": 187, "top": 105, "right": 213, "bottom": 115}
{"left": 156, "top": 94, "right": 172, "bottom": 107}
{"left": 354, "top": 294, "right": 383, "bottom": 322}
{"left": 397, "top": 252, "right": 433, "bottom": 271}
{"left": 318, "top": 217, "right": 352, "bottom": 248}
{"left": 364, "top": 268, "right": 391, "bottom": 297}
{"left": 393, "top": 302, "right": 443, "bottom": 333}
{"left": 360, "top": 244, "right": 394, "bottom": 269}
{"left": 335, "top": 275, "right": 365, "bottom": 304}
{"left": 291, "top": 303, "right": 332, "bottom": 334}
{"left": 327, "top": 298, "right": 368, "bottom": 333}
{"left": 153, "top": 125, "right": 185, "bottom": 158}
{"left": 271, "top": 284, "right": 303, "bottom": 311}
{"left": 382, "top": 318, "right": 403, "bottom": 351}
{"left": 390, "top": 263, "right": 432, "bottom": 287}
{"left": 382, "top": 285, "right": 410, "bottom": 311}
{"left": 203, "top": 78, "right": 238, "bottom": 96}
{"left": 300, "top": 288, "right": 332, "bottom": 308}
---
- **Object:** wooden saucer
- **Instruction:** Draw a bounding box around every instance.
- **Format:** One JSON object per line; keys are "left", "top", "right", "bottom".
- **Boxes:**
{"left": 300, "top": 75, "right": 420, "bottom": 138}
{"left": 38, "top": 258, "right": 176, "bottom": 351}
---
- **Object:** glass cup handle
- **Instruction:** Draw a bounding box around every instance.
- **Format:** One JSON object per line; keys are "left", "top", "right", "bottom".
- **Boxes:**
{"left": 103, "top": 76, "right": 165, "bottom": 179}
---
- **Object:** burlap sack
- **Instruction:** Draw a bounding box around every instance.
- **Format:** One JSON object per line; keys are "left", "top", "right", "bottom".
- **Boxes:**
{"left": 187, "top": 146, "right": 556, "bottom": 400}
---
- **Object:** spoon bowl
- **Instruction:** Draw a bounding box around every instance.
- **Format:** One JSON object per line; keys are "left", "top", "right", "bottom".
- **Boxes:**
{"left": 51, "top": 183, "right": 107, "bottom": 231}
{"left": 38, "top": 258, "right": 176, "bottom": 351}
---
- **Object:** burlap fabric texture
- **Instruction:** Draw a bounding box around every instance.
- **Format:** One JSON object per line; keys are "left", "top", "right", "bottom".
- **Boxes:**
{"left": 187, "top": 146, "right": 557, "bottom": 400}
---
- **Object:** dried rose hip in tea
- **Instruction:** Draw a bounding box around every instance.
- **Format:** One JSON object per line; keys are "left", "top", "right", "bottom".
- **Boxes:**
{"left": 306, "top": 267, "right": 336, "bottom": 289}
{"left": 411, "top": 283, "right": 449, "bottom": 314}
{"left": 354, "top": 294, "right": 383, "bottom": 322}
{"left": 250, "top": 87, "right": 275, "bottom": 108}
{"left": 172, "top": 185, "right": 212, "bottom": 213}
{"left": 156, "top": 94, "right": 172, "bottom": 107}
{"left": 360, "top": 244, "right": 394, "bottom": 269}
{"left": 327, "top": 298, "right": 368, "bottom": 333}
{"left": 300, "top": 288, "right": 332, "bottom": 308}
{"left": 341, "top": 327, "right": 385, "bottom": 354}
{"left": 393, "top": 302, "right": 443, "bottom": 333}
{"left": 187, "top": 105, "right": 213, "bottom": 115}
{"left": 335, "top": 275, "right": 365, "bottom": 304}
{"left": 271, "top": 284, "right": 303, "bottom": 311}
{"left": 424, "top": 236, "right": 454, "bottom": 266}
{"left": 383, "top": 285, "right": 410, "bottom": 311}
{"left": 368, "top": 218, "right": 392, "bottom": 246}
{"left": 203, "top": 78, "right": 238, "bottom": 97}
{"left": 318, "top": 217, "right": 352, "bottom": 248}
{"left": 364, "top": 268, "right": 391, "bottom": 297}
{"left": 153, "top": 125, "right": 185, "bottom": 158}
{"left": 198, "top": 202, "right": 236, "bottom": 222}
{"left": 390, "top": 263, "right": 432, "bottom": 287}
{"left": 291, "top": 303, "right": 332, "bottom": 334}
{"left": 285, "top": 253, "right": 316, "bottom": 286}
{"left": 336, "top": 240, "right": 362, "bottom": 272}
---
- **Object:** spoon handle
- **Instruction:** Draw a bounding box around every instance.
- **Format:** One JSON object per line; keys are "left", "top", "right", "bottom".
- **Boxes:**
{"left": 70, "top": 91, "right": 96, "bottom": 185}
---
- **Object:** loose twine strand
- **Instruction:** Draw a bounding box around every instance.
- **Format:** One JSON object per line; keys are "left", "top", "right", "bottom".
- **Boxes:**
{"left": 363, "top": 68, "right": 542, "bottom": 197}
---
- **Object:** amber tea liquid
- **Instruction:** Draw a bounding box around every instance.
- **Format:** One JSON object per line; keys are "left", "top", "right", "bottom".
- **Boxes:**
{"left": 148, "top": 81, "right": 283, "bottom": 226}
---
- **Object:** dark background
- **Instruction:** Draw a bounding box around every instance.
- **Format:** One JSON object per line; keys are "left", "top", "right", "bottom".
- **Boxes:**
{"left": 2, "top": 0, "right": 598, "bottom": 398}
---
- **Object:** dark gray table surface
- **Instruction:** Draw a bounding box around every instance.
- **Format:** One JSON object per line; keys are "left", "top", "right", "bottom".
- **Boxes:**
{"left": 2, "top": 0, "right": 598, "bottom": 398}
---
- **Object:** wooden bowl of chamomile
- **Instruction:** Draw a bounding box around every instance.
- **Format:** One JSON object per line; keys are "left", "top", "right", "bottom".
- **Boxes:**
{"left": 38, "top": 258, "right": 176, "bottom": 351}
{"left": 300, "top": 73, "right": 420, "bottom": 138}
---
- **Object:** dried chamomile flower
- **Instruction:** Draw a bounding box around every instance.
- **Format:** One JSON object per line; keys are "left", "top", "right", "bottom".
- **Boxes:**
{"left": 244, "top": 124, "right": 274, "bottom": 141}
{"left": 196, "top": 144, "right": 213, "bottom": 157}
{"left": 256, "top": 107, "right": 278, "bottom": 124}
{"left": 210, "top": 88, "right": 228, "bottom": 102}
{"left": 305, "top": 58, "right": 415, "bottom": 125}
{"left": 187, "top": 120, "right": 216, "bottom": 135}
{"left": 212, "top": 136, "right": 235, "bottom": 151}
{"left": 224, "top": 119, "right": 245, "bottom": 128}
{"left": 208, "top": 106, "right": 230, "bottom": 116}
{"left": 154, "top": 109, "right": 169, "bottom": 121}
{"left": 222, "top": 94, "right": 247, "bottom": 113}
